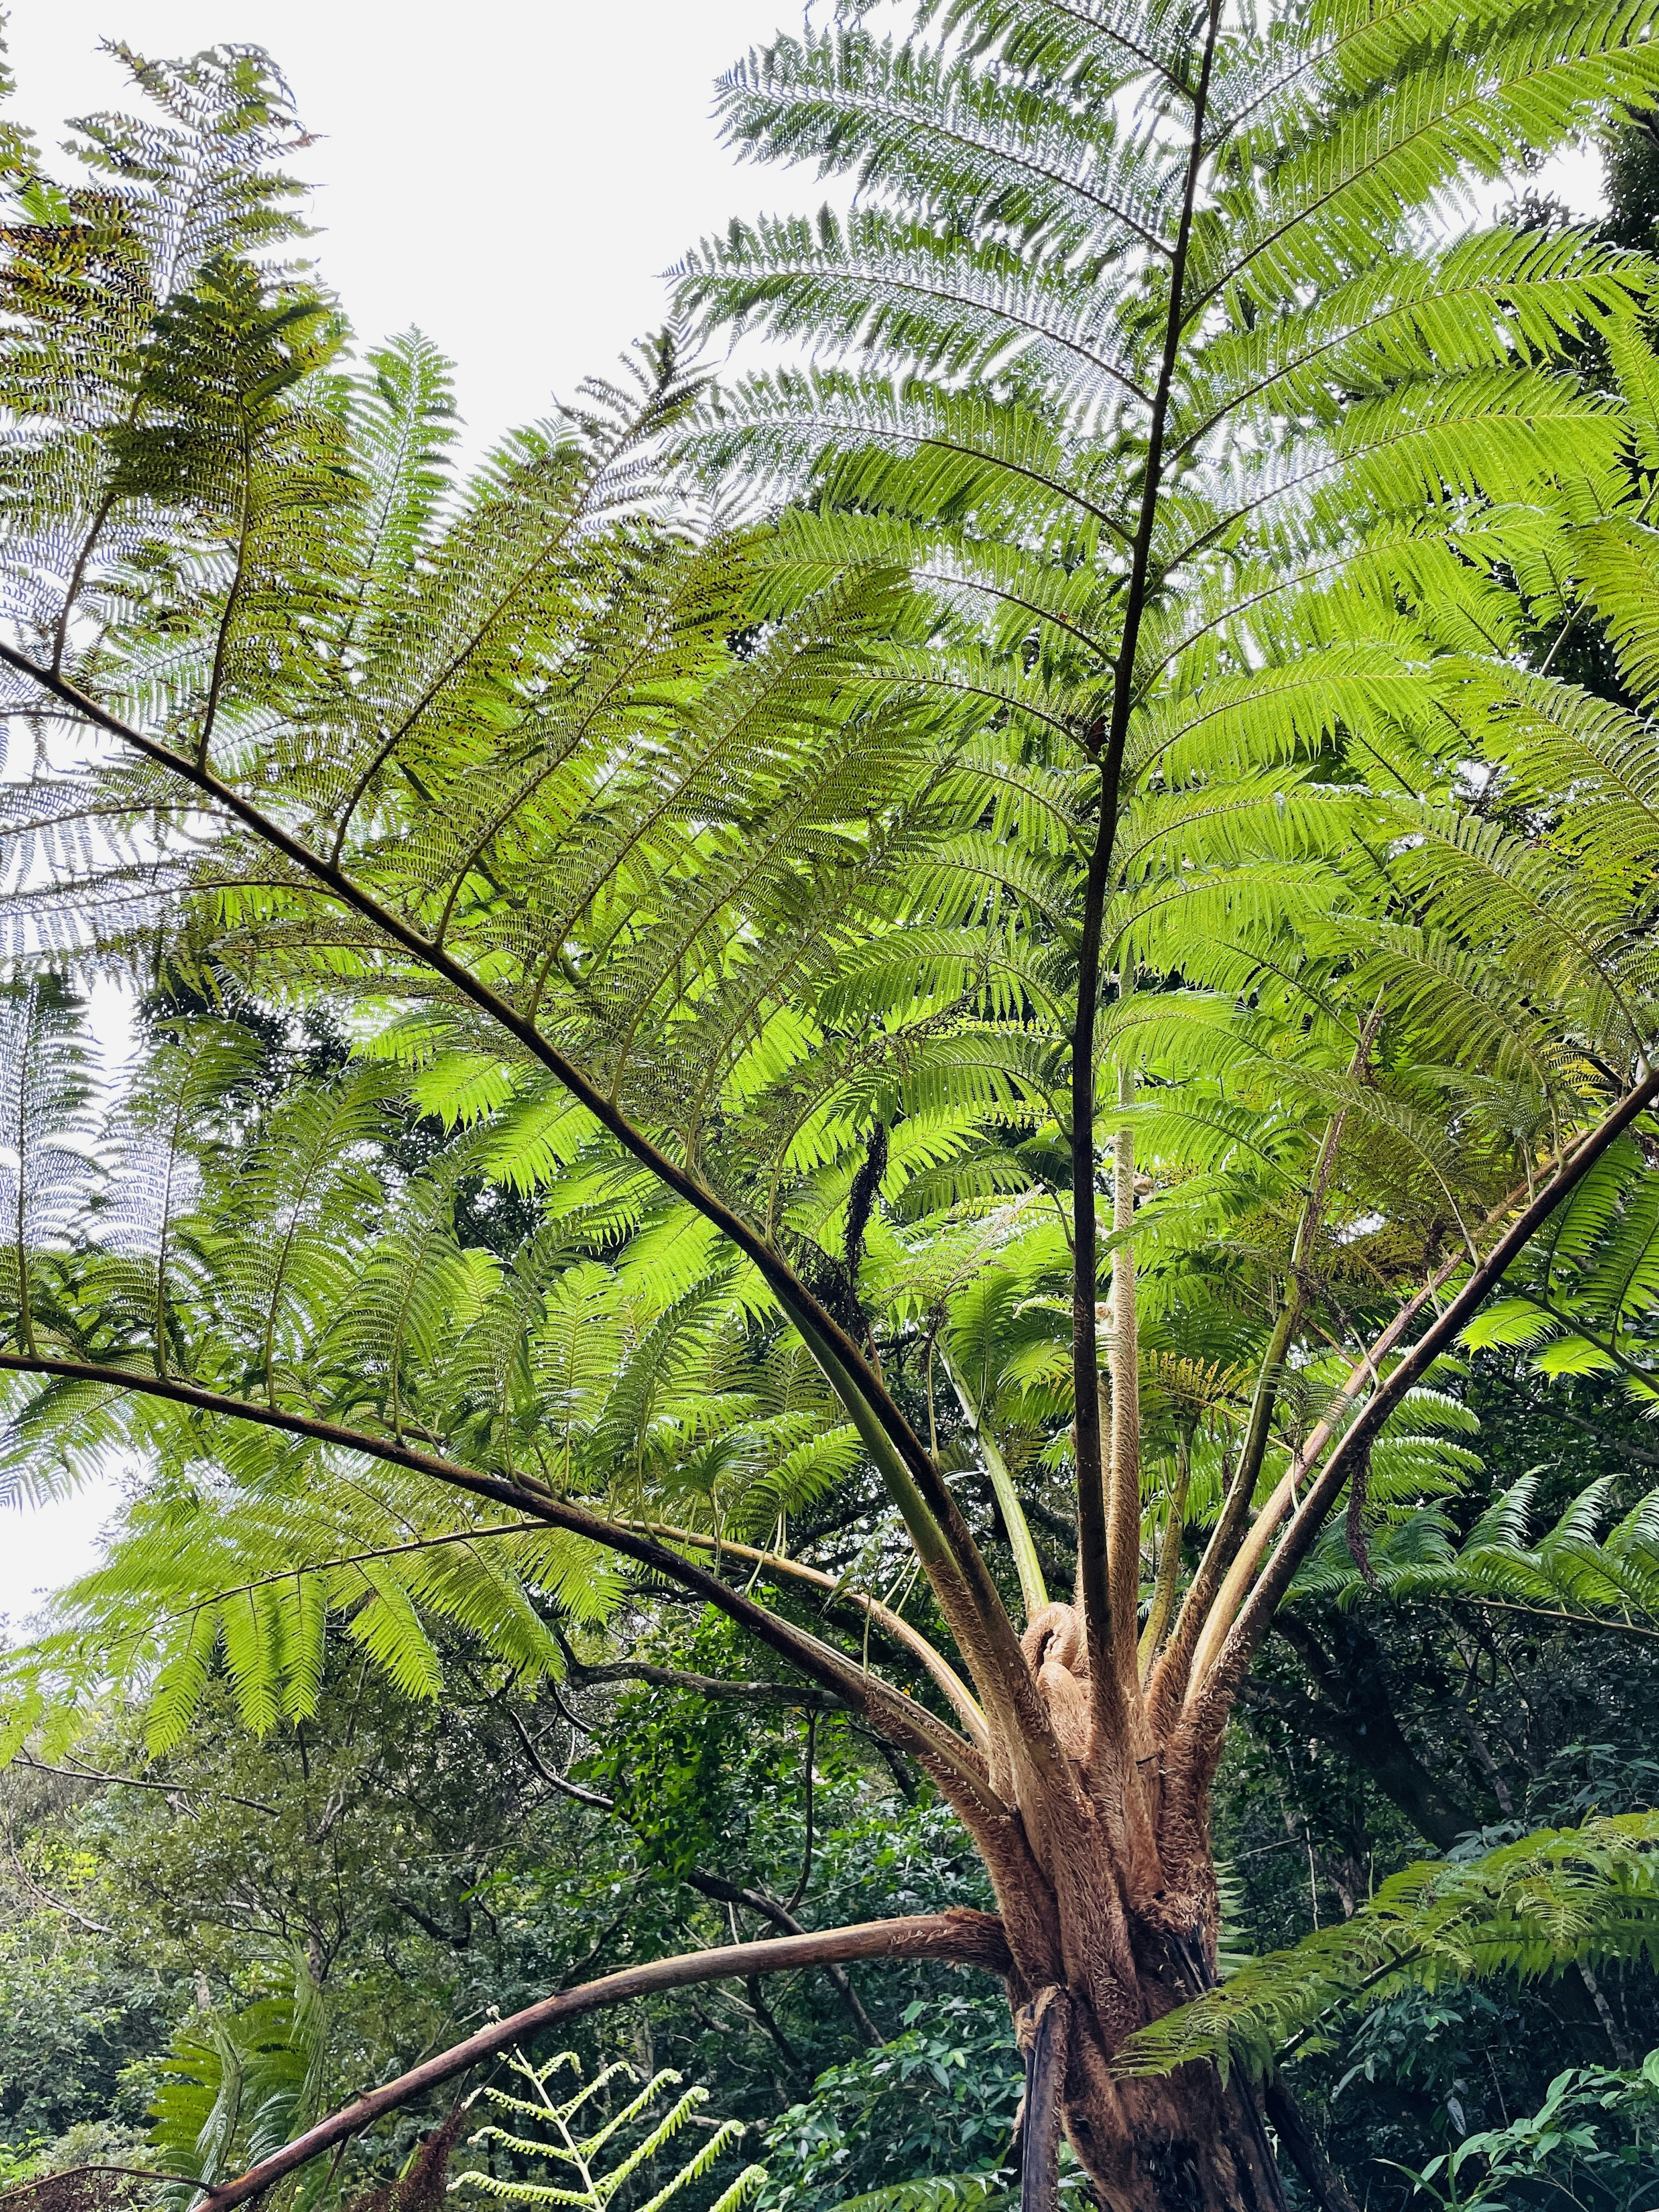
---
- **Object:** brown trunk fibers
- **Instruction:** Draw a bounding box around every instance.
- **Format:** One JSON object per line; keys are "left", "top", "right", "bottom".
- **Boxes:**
{"left": 991, "top": 1604, "right": 1288, "bottom": 2212}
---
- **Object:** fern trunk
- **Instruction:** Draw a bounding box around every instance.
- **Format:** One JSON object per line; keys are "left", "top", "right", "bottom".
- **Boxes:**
{"left": 962, "top": 1615, "right": 1288, "bottom": 2210}
{"left": 1012, "top": 1956, "right": 1288, "bottom": 2211}
{"left": 1059, "top": 2057, "right": 1284, "bottom": 2212}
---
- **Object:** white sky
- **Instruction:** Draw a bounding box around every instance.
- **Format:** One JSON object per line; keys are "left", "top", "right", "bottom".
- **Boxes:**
{"left": 0, "top": 0, "right": 1614, "bottom": 1629}
{"left": 6, "top": 0, "right": 836, "bottom": 457}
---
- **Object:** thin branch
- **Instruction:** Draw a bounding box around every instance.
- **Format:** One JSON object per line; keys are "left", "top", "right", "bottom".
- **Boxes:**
{"left": 499, "top": 1708, "right": 877, "bottom": 2042}
{"left": 4, "top": 1840, "right": 111, "bottom": 1933}
{"left": 0, "top": 2167, "right": 165, "bottom": 2202}
{"left": 564, "top": 1657, "right": 843, "bottom": 1707}
{"left": 782, "top": 1709, "right": 818, "bottom": 1913}
{"left": 192, "top": 1911, "right": 1013, "bottom": 2212}
{"left": 1410, "top": 1594, "right": 1659, "bottom": 1644}
{"left": 506, "top": 1709, "right": 610, "bottom": 1806}
{"left": 7, "top": 1753, "right": 279, "bottom": 1818}
{"left": 684, "top": 1860, "right": 882, "bottom": 2044}
{"left": 744, "top": 1973, "right": 808, "bottom": 2072}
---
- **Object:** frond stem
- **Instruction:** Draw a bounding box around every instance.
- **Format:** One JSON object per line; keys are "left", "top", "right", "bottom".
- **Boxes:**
{"left": 1105, "top": 1027, "right": 1142, "bottom": 1693}
{"left": 0, "top": 1348, "right": 1000, "bottom": 1810}
{"left": 1191, "top": 1067, "right": 1659, "bottom": 1726}
{"left": 937, "top": 1347, "right": 1049, "bottom": 1624}
{"left": 198, "top": 429, "right": 253, "bottom": 767}
{"left": 1071, "top": 0, "right": 1223, "bottom": 1745}
{"left": 620, "top": 1518, "right": 989, "bottom": 1749}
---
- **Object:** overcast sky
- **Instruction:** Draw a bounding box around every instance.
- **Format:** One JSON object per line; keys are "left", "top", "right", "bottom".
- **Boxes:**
{"left": 7, "top": 0, "right": 834, "bottom": 458}
{"left": 0, "top": 0, "right": 1611, "bottom": 1629}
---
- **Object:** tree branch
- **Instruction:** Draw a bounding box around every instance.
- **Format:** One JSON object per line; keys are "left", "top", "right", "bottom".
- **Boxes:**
{"left": 191, "top": 1912, "right": 1013, "bottom": 2212}
{"left": 563, "top": 1657, "right": 843, "bottom": 1708}
{"left": 498, "top": 1718, "right": 880, "bottom": 2043}
{"left": 505, "top": 1709, "right": 611, "bottom": 1807}
{"left": 682, "top": 1862, "right": 882, "bottom": 2044}
{"left": 7, "top": 1752, "right": 280, "bottom": 1818}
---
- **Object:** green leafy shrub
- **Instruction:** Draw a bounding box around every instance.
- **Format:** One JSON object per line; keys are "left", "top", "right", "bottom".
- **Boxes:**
{"left": 1398, "top": 2047, "right": 1659, "bottom": 2210}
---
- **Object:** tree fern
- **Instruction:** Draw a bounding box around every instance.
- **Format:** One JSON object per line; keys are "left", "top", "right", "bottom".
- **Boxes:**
{"left": 3, "top": 16, "right": 1659, "bottom": 2209}
{"left": 149, "top": 1955, "right": 329, "bottom": 2211}
{"left": 0, "top": 977, "right": 99, "bottom": 1390}
{"left": 1297, "top": 1469, "right": 1659, "bottom": 1643}
{"left": 1112, "top": 1814, "right": 1659, "bottom": 2084}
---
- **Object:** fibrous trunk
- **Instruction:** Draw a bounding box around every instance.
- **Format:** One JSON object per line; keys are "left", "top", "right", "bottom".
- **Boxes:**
{"left": 1003, "top": 1892, "right": 1286, "bottom": 2212}
{"left": 984, "top": 1607, "right": 1291, "bottom": 2212}
{"left": 1045, "top": 1977, "right": 1284, "bottom": 2212}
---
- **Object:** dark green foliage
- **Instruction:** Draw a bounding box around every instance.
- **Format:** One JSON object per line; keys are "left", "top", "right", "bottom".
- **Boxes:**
{"left": 0, "top": 1928, "right": 168, "bottom": 2145}
{"left": 1608, "top": 111, "right": 1659, "bottom": 254}
{"left": 1402, "top": 2048, "right": 1659, "bottom": 2210}
{"left": 0, "top": 1617, "right": 1002, "bottom": 2196}
{"left": 759, "top": 1995, "right": 1019, "bottom": 2212}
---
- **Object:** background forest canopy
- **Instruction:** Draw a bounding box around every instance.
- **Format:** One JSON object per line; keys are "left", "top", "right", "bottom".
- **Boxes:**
{"left": 12, "top": 0, "right": 1659, "bottom": 2206}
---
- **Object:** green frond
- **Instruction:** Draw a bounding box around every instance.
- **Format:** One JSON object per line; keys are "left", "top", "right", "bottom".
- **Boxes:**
{"left": 457, "top": 2050, "right": 762, "bottom": 2212}
{"left": 1115, "top": 1815, "right": 1659, "bottom": 2083}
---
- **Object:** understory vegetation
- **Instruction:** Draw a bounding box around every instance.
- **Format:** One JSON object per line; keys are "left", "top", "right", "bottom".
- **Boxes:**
{"left": 7, "top": 0, "right": 1659, "bottom": 2207}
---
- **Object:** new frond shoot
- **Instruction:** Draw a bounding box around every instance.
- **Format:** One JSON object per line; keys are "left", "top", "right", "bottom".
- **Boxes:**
{"left": 453, "top": 2051, "right": 765, "bottom": 2212}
